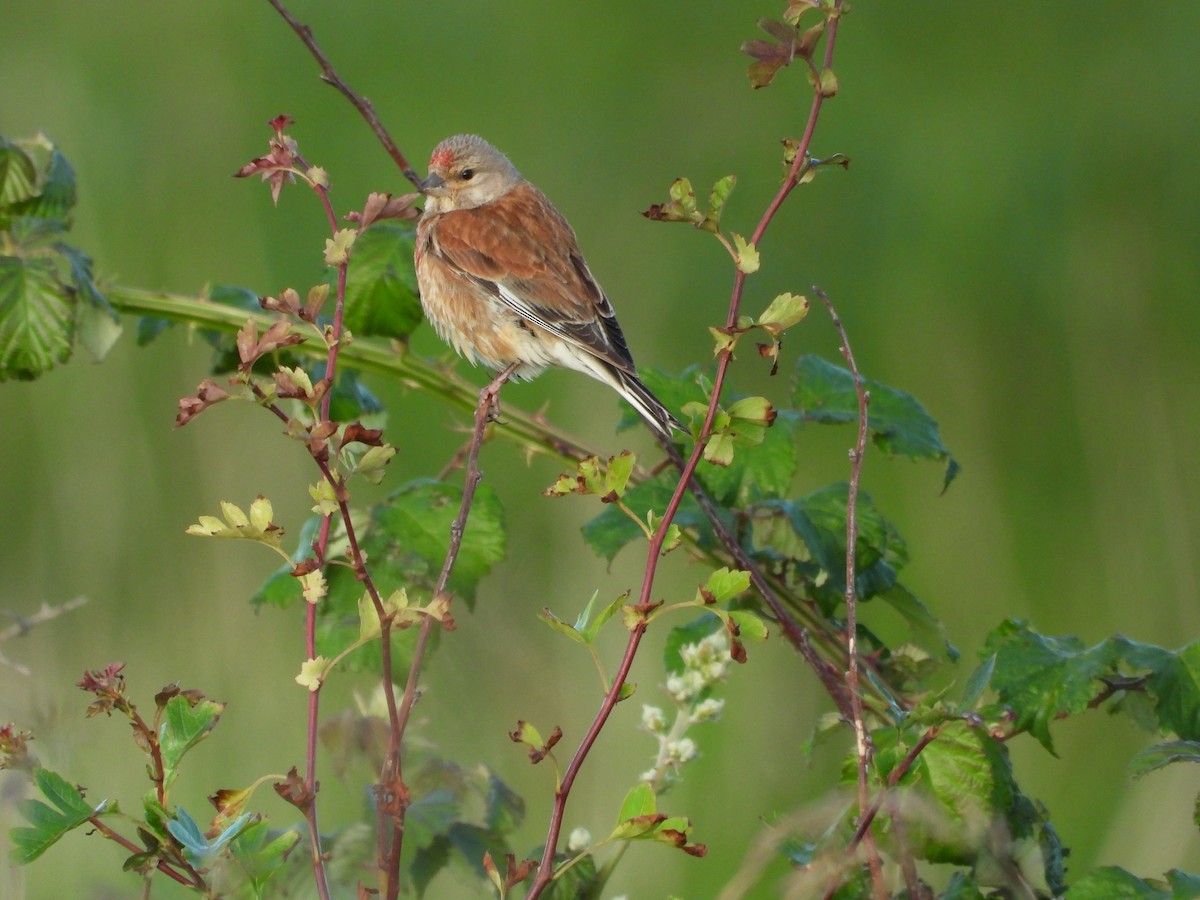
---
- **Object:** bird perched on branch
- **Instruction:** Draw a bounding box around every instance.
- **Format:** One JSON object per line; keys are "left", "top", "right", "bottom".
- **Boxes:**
{"left": 414, "top": 133, "right": 683, "bottom": 438}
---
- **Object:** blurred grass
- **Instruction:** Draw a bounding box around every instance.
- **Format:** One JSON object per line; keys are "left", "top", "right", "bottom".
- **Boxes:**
{"left": 2, "top": 1, "right": 1199, "bottom": 896}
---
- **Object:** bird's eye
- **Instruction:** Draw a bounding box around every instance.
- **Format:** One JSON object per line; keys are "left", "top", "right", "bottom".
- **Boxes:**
{"left": 459, "top": 168, "right": 475, "bottom": 181}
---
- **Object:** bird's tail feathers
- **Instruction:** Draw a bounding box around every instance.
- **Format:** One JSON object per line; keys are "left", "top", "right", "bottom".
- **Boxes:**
{"left": 609, "top": 368, "right": 685, "bottom": 439}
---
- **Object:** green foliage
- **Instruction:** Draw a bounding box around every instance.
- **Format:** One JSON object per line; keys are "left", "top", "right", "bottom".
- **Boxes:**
{"left": 794, "top": 354, "right": 960, "bottom": 489}
{"left": 9, "top": 769, "right": 112, "bottom": 865}
{"left": 978, "top": 620, "right": 1200, "bottom": 753}
{"left": 253, "top": 478, "right": 506, "bottom": 665}
{"left": 0, "top": 134, "right": 117, "bottom": 381}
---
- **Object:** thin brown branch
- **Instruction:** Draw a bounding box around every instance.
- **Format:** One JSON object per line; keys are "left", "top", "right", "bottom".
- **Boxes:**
{"left": 814, "top": 286, "right": 884, "bottom": 899}
{"left": 266, "top": 0, "right": 421, "bottom": 188}
{"left": 0, "top": 596, "right": 88, "bottom": 675}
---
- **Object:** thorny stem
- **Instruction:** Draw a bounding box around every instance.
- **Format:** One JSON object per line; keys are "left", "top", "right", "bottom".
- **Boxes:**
{"left": 816, "top": 287, "right": 885, "bottom": 900}
{"left": 384, "top": 363, "right": 519, "bottom": 895}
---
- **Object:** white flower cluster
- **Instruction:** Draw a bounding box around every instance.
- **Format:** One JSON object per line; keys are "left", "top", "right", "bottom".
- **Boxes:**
{"left": 638, "top": 630, "right": 733, "bottom": 787}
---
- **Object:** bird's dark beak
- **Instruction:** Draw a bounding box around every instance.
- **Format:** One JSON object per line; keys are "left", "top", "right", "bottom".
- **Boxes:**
{"left": 419, "top": 172, "right": 446, "bottom": 196}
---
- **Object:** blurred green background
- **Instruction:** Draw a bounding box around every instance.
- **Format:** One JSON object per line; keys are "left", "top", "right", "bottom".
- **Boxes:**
{"left": 3, "top": 1, "right": 1199, "bottom": 896}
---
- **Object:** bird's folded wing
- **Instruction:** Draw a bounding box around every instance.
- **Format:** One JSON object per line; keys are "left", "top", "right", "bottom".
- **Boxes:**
{"left": 431, "top": 187, "right": 639, "bottom": 374}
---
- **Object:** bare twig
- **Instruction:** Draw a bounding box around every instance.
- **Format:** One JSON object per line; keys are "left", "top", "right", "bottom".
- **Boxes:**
{"left": 0, "top": 597, "right": 88, "bottom": 675}
{"left": 814, "top": 286, "right": 885, "bottom": 899}
{"left": 266, "top": 0, "right": 421, "bottom": 188}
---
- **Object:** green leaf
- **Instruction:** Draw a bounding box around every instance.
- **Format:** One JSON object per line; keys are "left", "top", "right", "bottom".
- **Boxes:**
{"left": 1063, "top": 866, "right": 1171, "bottom": 899}
{"left": 230, "top": 820, "right": 300, "bottom": 888}
{"left": 372, "top": 479, "right": 506, "bottom": 605}
{"left": 728, "top": 609, "right": 769, "bottom": 642}
{"left": 757, "top": 292, "right": 809, "bottom": 335}
{"left": 697, "top": 410, "right": 799, "bottom": 505}
{"left": 0, "top": 255, "right": 74, "bottom": 381}
{"left": 754, "top": 483, "right": 906, "bottom": 612}
{"left": 160, "top": 695, "right": 225, "bottom": 789}
{"left": 793, "top": 354, "right": 959, "bottom": 489}
{"left": 538, "top": 607, "right": 587, "bottom": 645}
{"left": 1128, "top": 740, "right": 1200, "bottom": 780}
{"left": 581, "top": 470, "right": 703, "bottom": 562}
{"left": 961, "top": 653, "right": 996, "bottom": 710}
{"left": 337, "top": 222, "right": 422, "bottom": 341}
{"left": 982, "top": 620, "right": 1122, "bottom": 754}
{"left": 879, "top": 583, "right": 958, "bottom": 660}
{"left": 1118, "top": 638, "right": 1200, "bottom": 740}
{"left": 10, "top": 769, "right": 110, "bottom": 864}
{"left": 617, "top": 782, "right": 656, "bottom": 823}
{"left": 870, "top": 721, "right": 1020, "bottom": 868}
{"left": 0, "top": 137, "right": 39, "bottom": 207}
{"left": 731, "top": 233, "right": 759, "bottom": 273}
{"left": 699, "top": 567, "right": 751, "bottom": 604}
{"left": 405, "top": 789, "right": 460, "bottom": 853}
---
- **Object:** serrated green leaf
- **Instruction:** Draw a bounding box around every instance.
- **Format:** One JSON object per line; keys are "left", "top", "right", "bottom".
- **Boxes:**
{"left": 0, "top": 255, "right": 74, "bottom": 381}
{"left": 731, "top": 233, "right": 760, "bottom": 273}
{"left": 983, "top": 620, "right": 1122, "bottom": 754}
{"left": 373, "top": 479, "right": 506, "bottom": 606}
{"left": 10, "top": 769, "right": 110, "bottom": 864}
{"left": 754, "top": 483, "right": 905, "bottom": 613}
{"left": 160, "top": 695, "right": 225, "bottom": 788}
{"left": 230, "top": 820, "right": 300, "bottom": 886}
{"left": 794, "top": 354, "right": 959, "bottom": 488}
{"left": 870, "top": 721, "right": 1016, "bottom": 866}
{"left": 1117, "top": 637, "right": 1200, "bottom": 740}
{"left": 336, "top": 222, "right": 422, "bottom": 341}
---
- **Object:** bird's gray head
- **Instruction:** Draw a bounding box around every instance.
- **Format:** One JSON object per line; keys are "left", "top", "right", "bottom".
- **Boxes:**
{"left": 419, "top": 134, "right": 523, "bottom": 214}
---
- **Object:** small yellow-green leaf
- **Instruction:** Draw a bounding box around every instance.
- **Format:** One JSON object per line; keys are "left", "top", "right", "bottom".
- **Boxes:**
{"left": 358, "top": 592, "right": 382, "bottom": 640}
{"left": 221, "top": 501, "right": 250, "bottom": 529}
{"left": 305, "top": 166, "right": 329, "bottom": 189}
{"left": 709, "top": 326, "right": 739, "bottom": 356}
{"left": 300, "top": 569, "right": 326, "bottom": 605}
{"left": 295, "top": 657, "right": 328, "bottom": 692}
{"left": 728, "top": 396, "right": 774, "bottom": 425}
{"left": 605, "top": 451, "right": 636, "bottom": 497}
{"left": 355, "top": 444, "right": 396, "bottom": 485}
{"left": 703, "top": 431, "right": 736, "bottom": 467}
{"left": 728, "top": 609, "right": 769, "bottom": 641}
{"left": 539, "top": 608, "right": 587, "bottom": 645}
{"left": 819, "top": 67, "right": 839, "bottom": 97}
{"left": 732, "top": 233, "right": 760, "bottom": 273}
{"left": 248, "top": 496, "right": 274, "bottom": 533}
{"left": 323, "top": 229, "right": 357, "bottom": 267}
{"left": 758, "top": 292, "right": 810, "bottom": 334}
{"left": 308, "top": 480, "right": 339, "bottom": 516}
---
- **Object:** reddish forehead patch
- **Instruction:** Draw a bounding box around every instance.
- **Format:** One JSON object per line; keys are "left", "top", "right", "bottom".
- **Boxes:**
{"left": 429, "top": 146, "right": 457, "bottom": 169}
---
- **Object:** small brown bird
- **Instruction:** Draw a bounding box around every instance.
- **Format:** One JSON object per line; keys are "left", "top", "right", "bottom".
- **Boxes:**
{"left": 414, "top": 134, "right": 682, "bottom": 437}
